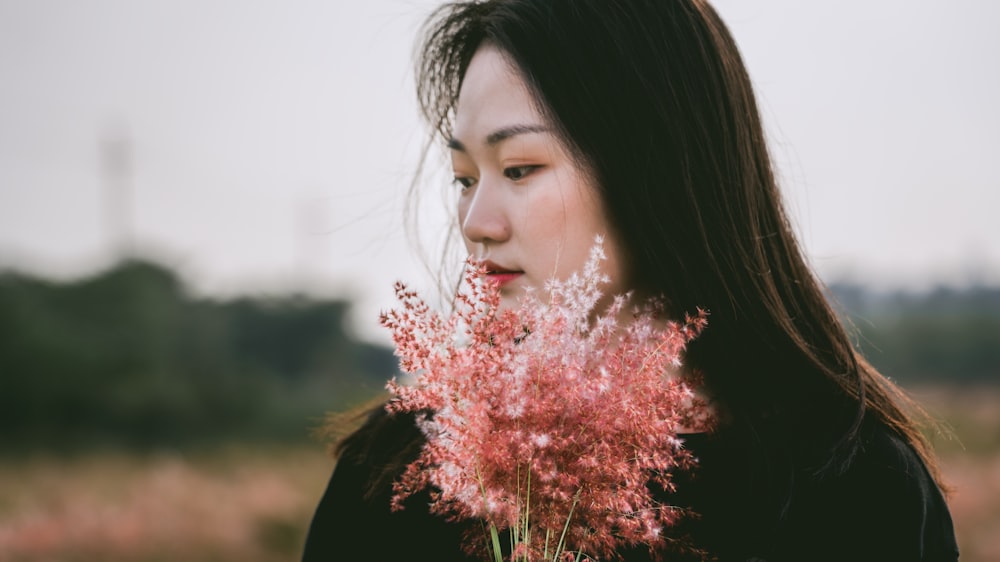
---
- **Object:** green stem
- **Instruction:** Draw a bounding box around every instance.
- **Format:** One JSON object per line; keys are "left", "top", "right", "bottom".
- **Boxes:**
{"left": 553, "top": 491, "right": 581, "bottom": 560}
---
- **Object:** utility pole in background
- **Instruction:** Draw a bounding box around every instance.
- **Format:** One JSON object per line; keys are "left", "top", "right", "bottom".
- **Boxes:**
{"left": 100, "top": 125, "right": 134, "bottom": 260}
{"left": 297, "top": 193, "right": 333, "bottom": 295}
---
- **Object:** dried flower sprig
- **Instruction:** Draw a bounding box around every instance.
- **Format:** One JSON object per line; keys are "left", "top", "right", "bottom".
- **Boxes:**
{"left": 380, "top": 240, "right": 712, "bottom": 561}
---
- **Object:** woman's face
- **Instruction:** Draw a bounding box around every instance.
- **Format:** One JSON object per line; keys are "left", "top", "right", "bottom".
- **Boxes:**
{"left": 451, "top": 45, "right": 628, "bottom": 311}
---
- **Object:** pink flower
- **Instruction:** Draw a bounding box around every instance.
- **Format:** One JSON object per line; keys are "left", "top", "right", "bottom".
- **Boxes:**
{"left": 382, "top": 241, "right": 713, "bottom": 561}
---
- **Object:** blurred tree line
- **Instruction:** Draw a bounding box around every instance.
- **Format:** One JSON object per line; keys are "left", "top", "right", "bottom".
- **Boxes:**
{"left": 828, "top": 282, "right": 1000, "bottom": 383}
{"left": 1, "top": 259, "right": 997, "bottom": 454}
{"left": 0, "top": 259, "right": 396, "bottom": 454}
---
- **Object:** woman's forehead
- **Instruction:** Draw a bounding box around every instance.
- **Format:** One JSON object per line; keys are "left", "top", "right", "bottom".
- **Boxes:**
{"left": 453, "top": 46, "right": 546, "bottom": 144}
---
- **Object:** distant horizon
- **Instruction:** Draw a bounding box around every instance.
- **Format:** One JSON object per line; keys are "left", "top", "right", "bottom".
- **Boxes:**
{"left": 5, "top": 239, "right": 998, "bottom": 296}
{"left": 4, "top": 240, "right": 999, "bottom": 353}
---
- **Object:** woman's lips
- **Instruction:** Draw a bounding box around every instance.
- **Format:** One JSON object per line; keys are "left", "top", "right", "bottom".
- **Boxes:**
{"left": 481, "top": 261, "right": 524, "bottom": 288}
{"left": 486, "top": 271, "right": 523, "bottom": 287}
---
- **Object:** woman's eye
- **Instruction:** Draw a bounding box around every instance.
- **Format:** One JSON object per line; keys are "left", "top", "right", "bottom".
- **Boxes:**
{"left": 503, "top": 165, "right": 540, "bottom": 182}
{"left": 453, "top": 176, "right": 476, "bottom": 191}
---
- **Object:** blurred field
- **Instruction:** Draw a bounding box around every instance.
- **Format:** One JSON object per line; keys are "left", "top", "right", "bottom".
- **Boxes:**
{"left": 0, "top": 445, "right": 335, "bottom": 562}
{"left": 914, "top": 384, "right": 1000, "bottom": 562}
{"left": 0, "top": 384, "right": 996, "bottom": 562}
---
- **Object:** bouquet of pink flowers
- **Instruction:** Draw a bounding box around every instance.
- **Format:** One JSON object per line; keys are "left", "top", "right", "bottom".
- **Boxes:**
{"left": 380, "top": 242, "right": 713, "bottom": 561}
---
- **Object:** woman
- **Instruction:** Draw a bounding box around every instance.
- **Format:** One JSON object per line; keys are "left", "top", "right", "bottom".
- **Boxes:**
{"left": 301, "top": 1, "right": 959, "bottom": 560}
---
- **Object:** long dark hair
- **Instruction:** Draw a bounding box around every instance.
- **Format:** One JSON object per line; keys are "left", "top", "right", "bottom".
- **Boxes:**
{"left": 411, "top": 0, "right": 945, "bottom": 493}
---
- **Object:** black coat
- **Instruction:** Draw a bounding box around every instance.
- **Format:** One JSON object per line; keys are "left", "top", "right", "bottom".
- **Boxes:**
{"left": 300, "top": 406, "right": 959, "bottom": 562}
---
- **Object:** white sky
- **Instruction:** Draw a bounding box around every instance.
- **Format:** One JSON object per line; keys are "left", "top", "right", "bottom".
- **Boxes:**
{"left": 1, "top": 0, "right": 998, "bottom": 344}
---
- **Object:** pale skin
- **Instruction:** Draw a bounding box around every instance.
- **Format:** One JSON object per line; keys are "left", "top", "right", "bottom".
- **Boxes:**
{"left": 451, "top": 44, "right": 629, "bottom": 313}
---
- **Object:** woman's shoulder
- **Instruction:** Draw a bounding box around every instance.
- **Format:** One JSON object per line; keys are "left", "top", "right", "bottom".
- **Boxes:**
{"left": 335, "top": 402, "right": 424, "bottom": 465}
{"left": 775, "top": 419, "right": 959, "bottom": 561}
{"left": 301, "top": 403, "right": 476, "bottom": 561}
{"left": 840, "top": 420, "right": 949, "bottom": 509}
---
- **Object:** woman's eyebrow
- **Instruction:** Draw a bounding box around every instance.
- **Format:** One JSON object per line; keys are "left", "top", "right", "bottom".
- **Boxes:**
{"left": 486, "top": 123, "right": 549, "bottom": 145}
{"left": 447, "top": 123, "right": 549, "bottom": 152}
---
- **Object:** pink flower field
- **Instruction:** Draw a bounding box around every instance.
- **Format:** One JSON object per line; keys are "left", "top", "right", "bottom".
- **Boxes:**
{"left": 0, "top": 446, "right": 333, "bottom": 562}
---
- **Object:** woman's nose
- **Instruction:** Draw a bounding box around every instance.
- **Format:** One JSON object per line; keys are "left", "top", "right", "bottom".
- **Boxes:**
{"left": 460, "top": 180, "right": 511, "bottom": 245}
